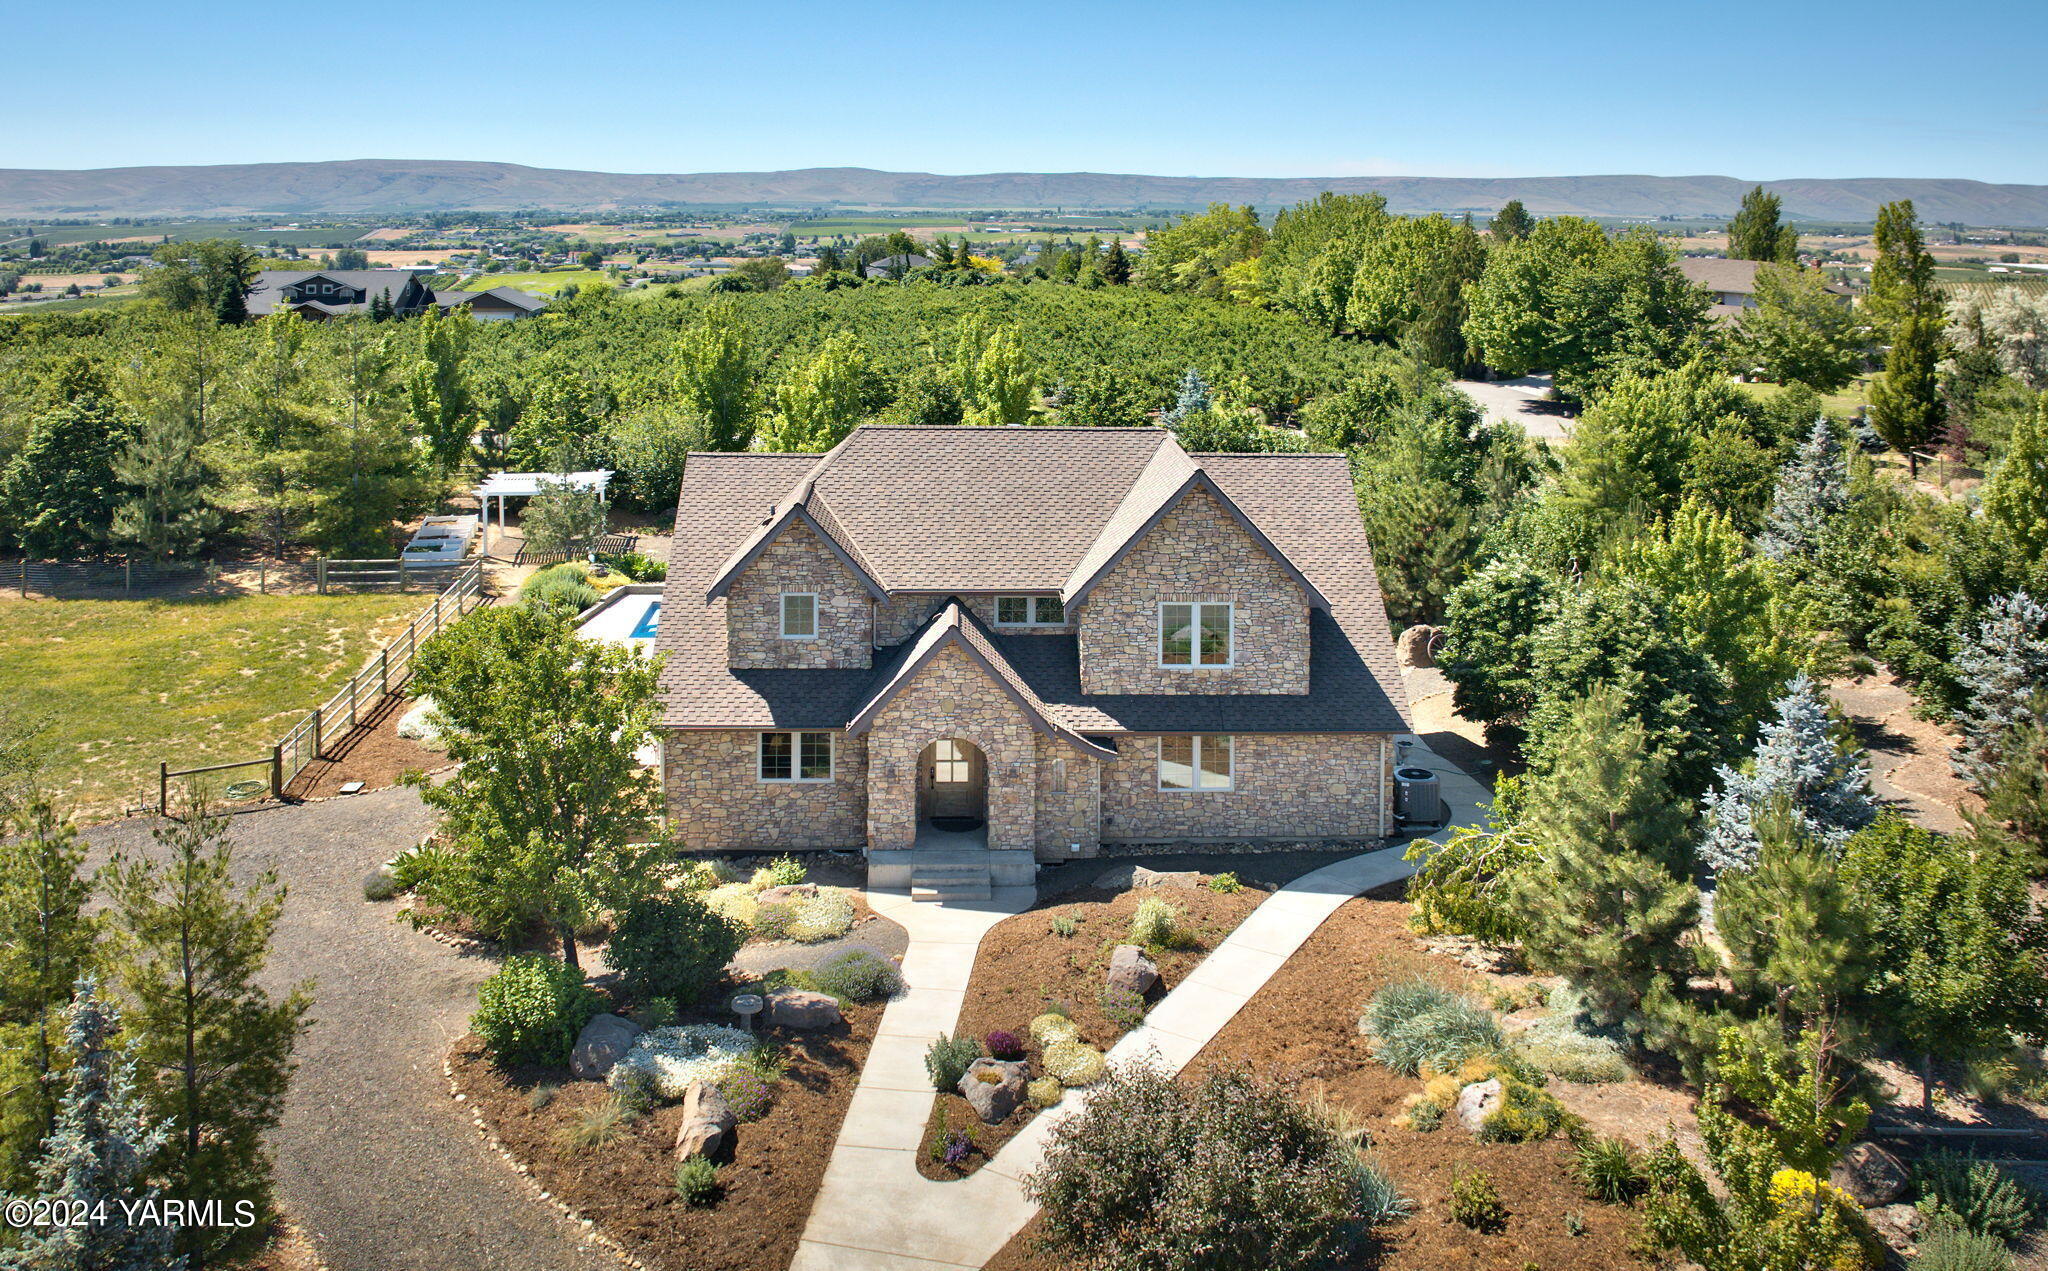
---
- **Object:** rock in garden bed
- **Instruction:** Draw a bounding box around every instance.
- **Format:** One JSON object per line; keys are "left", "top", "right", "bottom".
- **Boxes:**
{"left": 571, "top": 1013, "right": 644, "bottom": 1081}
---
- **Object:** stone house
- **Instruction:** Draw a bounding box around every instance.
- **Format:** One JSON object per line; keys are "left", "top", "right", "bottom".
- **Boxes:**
{"left": 654, "top": 426, "right": 1410, "bottom": 894}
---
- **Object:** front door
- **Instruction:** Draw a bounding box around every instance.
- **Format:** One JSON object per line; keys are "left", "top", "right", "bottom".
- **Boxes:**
{"left": 927, "top": 738, "right": 983, "bottom": 821}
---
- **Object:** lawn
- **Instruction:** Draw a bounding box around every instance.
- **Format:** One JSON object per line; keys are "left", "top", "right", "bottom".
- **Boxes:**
{"left": 464, "top": 269, "right": 616, "bottom": 295}
{"left": 1, "top": 593, "right": 424, "bottom": 818}
{"left": 1733, "top": 373, "right": 1875, "bottom": 419}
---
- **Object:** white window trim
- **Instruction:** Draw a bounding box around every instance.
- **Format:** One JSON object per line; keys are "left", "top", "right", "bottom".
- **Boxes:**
{"left": 780, "top": 591, "right": 818, "bottom": 640}
{"left": 1156, "top": 734, "right": 1234, "bottom": 792}
{"left": 1157, "top": 601, "right": 1234, "bottom": 669}
{"left": 993, "top": 594, "right": 1066, "bottom": 627}
{"left": 758, "top": 730, "right": 835, "bottom": 783}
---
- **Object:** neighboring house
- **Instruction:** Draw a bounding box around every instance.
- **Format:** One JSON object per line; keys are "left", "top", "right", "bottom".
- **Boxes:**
{"left": 1679, "top": 256, "right": 1855, "bottom": 322}
{"left": 244, "top": 269, "right": 545, "bottom": 320}
{"left": 654, "top": 426, "right": 1411, "bottom": 892}
{"left": 863, "top": 253, "right": 934, "bottom": 279}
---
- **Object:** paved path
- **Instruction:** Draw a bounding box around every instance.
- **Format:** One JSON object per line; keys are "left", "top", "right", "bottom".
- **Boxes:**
{"left": 84, "top": 789, "right": 617, "bottom": 1271}
{"left": 788, "top": 740, "right": 1493, "bottom": 1271}
{"left": 1453, "top": 374, "right": 1577, "bottom": 442}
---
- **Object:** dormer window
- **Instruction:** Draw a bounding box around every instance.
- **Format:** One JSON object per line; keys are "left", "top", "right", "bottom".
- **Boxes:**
{"left": 1160, "top": 602, "right": 1232, "bottom": 667}
{"left": 995, "top": 595, "right": 1064, "bottom": 627}
{"left": 780, "top": 592, "right": 817, "bottom": 639}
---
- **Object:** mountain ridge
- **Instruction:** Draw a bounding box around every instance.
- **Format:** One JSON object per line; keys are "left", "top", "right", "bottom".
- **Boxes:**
{"left": 4, "top": 159, "right": 2046, "bottom": 224}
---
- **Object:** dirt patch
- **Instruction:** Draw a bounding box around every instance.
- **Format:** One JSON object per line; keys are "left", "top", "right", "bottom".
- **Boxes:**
{"left": 1826, "top": 667, "right": 1973, "bottom": 833}
{"left": 451, "top": 1004, "right": 879, "bottom": 1271}
{"left": 285, "top": 692, "right": 453, "bottom": 800}
{"left": 917, "top": 878, "right": 1268, "bottom": 1178}
{"left": 988, "top": 893, "right": 1646, "bottom": 1271}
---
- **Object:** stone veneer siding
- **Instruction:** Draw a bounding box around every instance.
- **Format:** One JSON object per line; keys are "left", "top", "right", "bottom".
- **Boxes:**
{"left": 1077, "top": 487, "right": 1311, "bottom": 695}
{"left": 1098, "top": 733, "right": 1390, "bottom": 842}
{"left": 873, "top": 594, "right": 1072, "bottom": 645}
{"left": 863, "top": 644, "right": 1045, "bottom": 853}
{"left": 664, "top": 729, "right": 868, "bottom": 851}
{"left": 726, "top": 522, "right": 873, "bottom": 670}
{"left": 1033, "top": 733, "right": 1101, "bottom": 859}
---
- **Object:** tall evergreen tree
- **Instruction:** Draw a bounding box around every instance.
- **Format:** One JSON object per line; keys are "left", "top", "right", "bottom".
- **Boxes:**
{"left": 1727, "top": 186, "right": 1796, "bottom": 264}
{"left": 1488, "top": 199, "right": 1534, "bottom": 241}
{"left": 1981, "top": 396, "right": 2048, "bottom": 572}
{"left": 1950, "top": 591, "right": 2048, "bottom": 789}
{"left": 1159, "top": 368, "right": 1211, "bottom": 427}
{"left": 1698, "top": 675, "right": 1877, "bottom": 873}
{"left": 1513, "top": 687, "right": 1698, "bottom": 1026}
{"left": 1756, "top": 417, "right": 1849, "bottom": 562}
{"left": 1869, "top": 311, "right": 1946, "bottom": 474}
{"left": 0, "top": 795, "right": 96, "bottom": 1191}
{"left": 104, "top": 809, "right": 311, "bottom": 1267}
{"left": 815, "top": 243, "right": 843, "bottom": 274}
{"left": 1715, "top": 808, "right": 1870, "bottom": 1024}
{"left": 0, "top": 358, "right": 134, "bottom": 557}
{"left": 1101, "top": 238, "right": 1131, "bottom": 285}
{"left": 1870, "top": 199, "right": 1936, "bottom": 330}
{"left": 3, "top": 979, "right": 184, "bottom": 1271}
{"left": 109, "top": 406, "right": 219, "bottom": 561}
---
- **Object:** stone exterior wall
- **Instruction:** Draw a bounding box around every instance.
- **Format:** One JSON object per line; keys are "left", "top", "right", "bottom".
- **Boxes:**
{"left": 1098, "top": 732, "right": 1389, "bottom": 842}
{"left": 873, "top": 594, "right": 1072, "bottom": 645}
{"left": 1033, "top": 733, "right": 1101, "bottom": 859}
{"left": 1076, "top": 487, "right": 1310, "bottom": 695}
{"left": 726, "top": 522, "right": 872, "bottom": 670}
{"left": 863, "top": 644, "right": 1040, "bottom": 853}
{"left": 664, "top": 729, "right": 868, "bottom": 851}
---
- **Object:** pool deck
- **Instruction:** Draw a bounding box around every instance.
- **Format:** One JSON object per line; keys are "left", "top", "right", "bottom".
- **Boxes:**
{"left": 572, "top": 584, "right": 663, "bottom": 649}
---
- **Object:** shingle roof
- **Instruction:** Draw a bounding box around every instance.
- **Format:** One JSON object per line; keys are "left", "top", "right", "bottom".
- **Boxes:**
{"left": 656, "top": 427, "right": 1410, "bottom": 735}
{"left": 246, "top": 269, "right": 420, "bottom": 316}
{"left": 1678, "top": 256, "right": 1763, "bottom": 295}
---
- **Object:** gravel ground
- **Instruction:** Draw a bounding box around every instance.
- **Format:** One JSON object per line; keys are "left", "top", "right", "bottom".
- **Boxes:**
{"left": 82, "top": 788, "right": 617, "bottom": 1271}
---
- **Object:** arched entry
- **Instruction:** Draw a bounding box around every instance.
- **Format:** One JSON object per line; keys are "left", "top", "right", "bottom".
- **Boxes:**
{"left": 918, "top": 737, "right": 987, "bottom": 832}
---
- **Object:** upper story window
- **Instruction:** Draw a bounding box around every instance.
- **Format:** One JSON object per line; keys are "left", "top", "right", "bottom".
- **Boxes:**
{"left": 760, "top": 731, "right": 834, "bottom": 782}
{"left": 1158, "top": 734, "right": 1233, "bottom": 791}
{"left": 781, "top": 592, "right": 817, "bottom": 640}
{"left": 995, "top": 595, "right": 1064, "bottom": 627}
{"left": 1160, "top": 602, "right": 1232, "bottom": 667}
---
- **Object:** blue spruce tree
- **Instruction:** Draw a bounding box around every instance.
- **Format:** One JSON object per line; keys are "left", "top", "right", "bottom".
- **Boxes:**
{"left": 1159, "top": 368, "right": 1211, "bottom": 428}
{"left": 2, "top": 978, "right": 183, "bottom": 1271}
{"left": 1756, "top": 416, "right": 1849, "bottom": 561}
{"left": 1952, "top": 591, "right": 2048, "bottom": 790}
{"left": 1699, "top": 673, "right": 1877, "bottom": 873}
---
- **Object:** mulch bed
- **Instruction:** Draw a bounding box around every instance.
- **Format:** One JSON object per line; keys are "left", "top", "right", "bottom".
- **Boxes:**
{"left": 284, "top": 692, "right": 452, "bottom": 800}
{"left": 986, "top": 890, "right": 1644, "bottom": 1271}
{"left": 916, "top": 877, "right": 1268, "bottom": 1179}
{"left": 451, "top": 1003, "right": 880, "bottom": 1271}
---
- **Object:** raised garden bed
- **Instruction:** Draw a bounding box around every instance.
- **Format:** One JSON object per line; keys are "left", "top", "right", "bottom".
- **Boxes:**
{"left": 987, "top": 891, "right": 1645, "bottom": 1271}
{"left": 916, "top": 874, "right": 1268, "bottom": 1178}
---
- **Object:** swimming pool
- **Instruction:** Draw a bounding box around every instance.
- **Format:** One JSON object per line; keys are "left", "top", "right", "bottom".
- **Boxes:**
{"left": 629, "top": 600, "right": 661, "bottom": 640}
{"left": 572, "top": 586, "right": 664, "bottom": 651}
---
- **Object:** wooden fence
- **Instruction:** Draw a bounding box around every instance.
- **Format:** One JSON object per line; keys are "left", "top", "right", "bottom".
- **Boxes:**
{"left": 158, "top": 561, "right": 487, "bottom": 815}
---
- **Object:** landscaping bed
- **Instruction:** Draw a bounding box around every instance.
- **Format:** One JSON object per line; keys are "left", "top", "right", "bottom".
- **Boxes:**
{"left": 451, "top": 1001, "right": 880, "bottom": 1271}
{"left": 916, "top": 872, "right": 1268, "bottom": 1178}
{"left": 988, "top": 892, "right": 1645, "bottom": 1271}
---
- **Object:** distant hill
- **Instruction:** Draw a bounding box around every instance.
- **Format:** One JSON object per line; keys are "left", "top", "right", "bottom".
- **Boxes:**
{"left": 3, "top": 159, "right": 2047, "bottom": 225}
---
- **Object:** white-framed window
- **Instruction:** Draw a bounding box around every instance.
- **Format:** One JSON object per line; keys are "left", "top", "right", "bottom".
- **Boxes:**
{"left": 780, "top": 592, "right": 817, "bottom": 640}
{"left": 1159, "top": 602, "right": 1232, "bottom": 667}
{"left": 759, "top": 731, "right": 834, "bottom": 782}
{"left": 1158, "top": 735, "right": 1233, "bottom": 791}
{"left": 932, "top": 739, "right": 972, "bottom": 782}
{"left": 994, "top": 595, "right": 1065, "bottom": 627}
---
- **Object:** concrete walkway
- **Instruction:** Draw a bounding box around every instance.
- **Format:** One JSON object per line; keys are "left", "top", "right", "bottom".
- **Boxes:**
{"left": 788, "top": 739, "right": 1493, "bottom": 1270}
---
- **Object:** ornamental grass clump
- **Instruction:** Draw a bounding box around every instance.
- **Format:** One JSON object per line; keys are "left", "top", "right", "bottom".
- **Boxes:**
{"left": 1571, "top": 1133, "right": 1648, "bottom": 1204}
{"left": 1360, "top": 980, "right": 1507, "bottom": 1077}
{"left": 1024, "top": 1062, "right": 1369, "bottom": 1271}
{"left": 1130, "top": 896, "right": 1183, "bottom": 948}
{"left": 1042, "top": 1040, "right": 1107, "bottom": 1087}
{"left": 609, "top": 1024, "right": 756, "bottom": 1100}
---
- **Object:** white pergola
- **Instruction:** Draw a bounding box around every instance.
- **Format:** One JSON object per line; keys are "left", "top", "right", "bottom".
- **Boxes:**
{"left": 474, "top": 470, "right": 614, "bottom": 555}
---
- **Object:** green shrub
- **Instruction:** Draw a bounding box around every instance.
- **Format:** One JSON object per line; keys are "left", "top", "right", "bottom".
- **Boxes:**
{"left": 472, "top": 954, "right": 603, "bottom": 1066}
{"left": 607, "top": 891, "right": 747, "bottom": 1008}
{"left": 926, "top": 1033, "right": 982, "bottom": 1091}
{"left": 1916, "top": 1151, "right": 2039, "bottom": 1243}
{"left": 810, "top": 949, "right": 903, "bottom": 1003}
{"left": 520, "top": 563, "right": 601, "bottom": 614}
{"left": 675, "top": 1156, "right": 721, "bottom": 1207}
{"left": 611, "top": 1063, "right": 658, "bottom": 1117}
{"left": 1449, "top": 1170, "right": 1507, "bottom": 1232}
{"left": 1570, "top": 1134, "right": 1647, "bottom": 1204}
{"left": 390, "top": 843, "right": 450, "bottom": 891}
{"left": 1130, "top": 896, "right": 1183, "bottom": 947}
{"left": 1022, "top": 1063, "right": 1365, "bottom": 1271}
{"left": 1479, "top": 1078, "right": 1575, "bottom": 1144}
{"left": 758, "top": 855, "right": 808, "bottom": 887}
{"left": 752, "top": 901, "right": 797, "bottom": 941}
{"left": 597, "top": 549, "right": 667, "bottom": 582}
{"left": 362, "top": 869, "right": 400, "bottom": 901}
{"left": 1915, "top": 1215, "right": 2014, "bottom": 1271}
{"left": 1360, "top": 980, "right": 1506, "bottom": 1077}
{"left": 1206, "top": 872, "right": 1243, "bottom": 894}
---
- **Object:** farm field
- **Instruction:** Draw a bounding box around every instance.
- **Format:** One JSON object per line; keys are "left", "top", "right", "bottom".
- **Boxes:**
{"left": 0, "top": 592, "right": 423, "bottom": 818}
{"left": 458, "top": 268, "right": 614, "bottom": 294}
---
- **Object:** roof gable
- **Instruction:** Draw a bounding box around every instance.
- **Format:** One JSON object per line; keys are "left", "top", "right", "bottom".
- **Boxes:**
{"left": 1062, "top": 469, "right": 1329, "bottom": 611}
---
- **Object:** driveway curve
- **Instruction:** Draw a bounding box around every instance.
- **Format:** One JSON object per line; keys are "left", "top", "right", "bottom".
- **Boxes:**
{"left": 84, "top": 787, "right": 616, "bottom": 1271}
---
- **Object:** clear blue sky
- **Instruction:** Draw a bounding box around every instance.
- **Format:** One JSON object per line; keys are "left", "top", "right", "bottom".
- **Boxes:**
{"left": 15, "top": 0, "right": 2046, "bottom": 183}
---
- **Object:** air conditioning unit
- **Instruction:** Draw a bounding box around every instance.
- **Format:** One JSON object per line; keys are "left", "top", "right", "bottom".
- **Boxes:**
{"left": 1394, "top": 766, "right": 1442, "bottom": 825}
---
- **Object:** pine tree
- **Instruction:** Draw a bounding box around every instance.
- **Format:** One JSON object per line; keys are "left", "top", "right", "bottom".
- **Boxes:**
{"left": 0, "top": 795, "right": 96, "bottom": 1191}
{"left": 1159, "top": 368, "right": 1211, "bottom": 428}
{"left": 104, "top": 809, "right": 311, "bottom": 1267}
{"left": 1699, "top": 674, "right": 1878, "bottom": 873}
{"left": 1757, "top": 417, "right": 1849, "bottom": 562}
{"left": 109, "top": 407, "right": 219, "bottom": 561}
{"left": 1869, "top": 311, "right": 1946, "bottom": 474}
{"left": 1950, "top": 591, "right": 2048, "bottom": 789}
{"left": 0, "top": 358, "right": 134, "bottom": 557}
{"left": 1101, "top": 238, "right": 1131, "bottom": 285}
{"left": 1981, "top": 395, "right": 2048, "bottom": 572}
{"left": 815, "top": 243, "right": 842, "bottom": 274}
{"left": 1487, "top": 199, "right": 1534, "bottom": 241}
{"left": 1973, "top": 705, "right": 2048, "bottom": 870}
{"left": 1513, "top": 687, "right": 1699, "bottom": 1026}
{"left": 2, "top": 979, "right": 184, "bottom": 1271}
{"left": 1714, "top": 806, "right": 1870, "bottom": 1023}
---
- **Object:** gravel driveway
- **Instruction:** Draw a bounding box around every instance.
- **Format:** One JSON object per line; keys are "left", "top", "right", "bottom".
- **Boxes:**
{"left": 83, "top": 788, "right": 616, "bottom": 1271}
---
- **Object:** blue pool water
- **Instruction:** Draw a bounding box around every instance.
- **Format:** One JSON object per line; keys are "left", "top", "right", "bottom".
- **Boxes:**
{"left": 629, "top": 601, "right": 662, "bottom": 640}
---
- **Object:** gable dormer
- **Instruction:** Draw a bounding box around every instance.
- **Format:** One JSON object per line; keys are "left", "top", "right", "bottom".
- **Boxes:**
{"left": 1070, "top": 480, "right": 1317, "bottom": 696}
{"left": 708, "top": 503, "right": 884, "bottom": 670}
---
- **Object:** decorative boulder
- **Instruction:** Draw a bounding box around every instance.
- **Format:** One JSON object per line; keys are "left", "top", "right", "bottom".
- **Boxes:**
{"left": 1106, "top": 944, "right": 1159, "bottom": 996}
{"left": 674, "top": 1081, "right": 736, "bottom": 1161}
{"left": 1453, "top": 1079, "right": 1504, "bottom": 1133}
{"left": 1866, "top": 1202, "right": 1926, "bottom": 1255}
{"left": 1396, "top": 624, "right": 1440, "bottom": 668}
{"left": 1132, "top": 867, "right": 1201, "bottom": 890}
{"left": 756, "top": 883, "right": 820, "bottom": 907}
{"left": 1092, "top": 865, "right": 1137, "bottom": 891}
{"left": 957, "top": 1058, "right": 1029, "bottom": 1124}
{"left": 570, "top": 1013, "right": 645, "bottom": 1081}
{"left": 764, "top": 988, "right": 842, "bottom": 1030}
{"left": 1830, "top": 1142, "right": 1910, "bottom": 1207}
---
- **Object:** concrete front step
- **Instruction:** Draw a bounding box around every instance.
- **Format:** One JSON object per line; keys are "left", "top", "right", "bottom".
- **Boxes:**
{"left": 911, "top": 861, "right": 987, "bottom": 878}
{"left": 910, "top": 880, "right": 992, "bottom": 903}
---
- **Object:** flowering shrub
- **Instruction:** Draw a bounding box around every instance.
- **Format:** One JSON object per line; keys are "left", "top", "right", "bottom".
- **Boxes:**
{"left": 1100, "top": 987, "right": 1147, "bottom": 1032}
{"left": 751, "top": 901, "right": 798, "bottom": 941}
{"left": 1042, "top": 1041, "right": 1107, "bottom": 1087}
{"left": 714, "top": 1068, "right": 775, "bottom": 1122}
{"left": 609, "top": 1024, "right": 756, "bottom": 1100}
{"left": 1030, "top": 1013, "right": 1080, "bottom": 1047}
{"left": 810, "top": 949, "right": 903, "bottom": 1002}
{"left": 787, "top": 891, "right": 856, "bottom": 942}
{"left": 985, "top": 1029, "right": 1026, "bottom": 1060}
